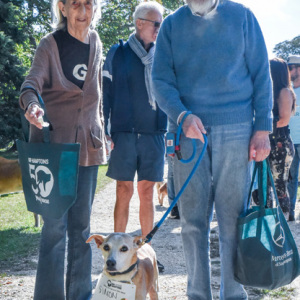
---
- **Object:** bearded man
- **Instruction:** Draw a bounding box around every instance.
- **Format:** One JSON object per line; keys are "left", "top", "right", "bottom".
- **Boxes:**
{"left": 152, "top": 0, "right": 272, "bottom": 299}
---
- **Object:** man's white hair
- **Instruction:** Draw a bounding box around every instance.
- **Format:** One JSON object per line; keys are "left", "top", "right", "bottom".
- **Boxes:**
{"left": 185, "top": 0, "right": 217, "bottom": 16}
{"left": 52, "top": 0, "right": 101, "bottom": 31}
{"left": 133, "top": 1, "right": 164, "bottom": 29}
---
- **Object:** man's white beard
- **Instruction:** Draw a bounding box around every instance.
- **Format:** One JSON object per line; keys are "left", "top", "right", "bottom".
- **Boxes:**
{"left": 186, "top": 0, "right": 215, "bottom": 16}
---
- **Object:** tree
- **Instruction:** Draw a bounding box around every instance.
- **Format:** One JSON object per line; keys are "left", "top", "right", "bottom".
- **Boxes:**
{"left": 162, "top": 0, "right": 185, "bottom": 12}
{"left": 97, "top": 0, "right": 140, "bottom": 56}
{"left": 98, "top": 0, "right": 185, "bottom": 56}
{"left": 0, "top": 0, "right": 185, "bottom": 148}
{"left": 0, "top": 0, "right": 51, "bottom": 149}
{"left": 0, "top": 1, "right": 29, "bottom": 148}
{"left": 273, "top": 35, "right": 300, "bottom": 61}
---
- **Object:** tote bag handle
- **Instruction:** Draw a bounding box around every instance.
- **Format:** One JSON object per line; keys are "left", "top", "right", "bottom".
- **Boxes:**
{"left": 21, "top": 86, "right": 50, "bottom": 144}
{"left": 246, "top": 161, "right": 267, "bottom": 209}
{"left": 257, "top": 160, "right": 268, "bottom": 210}
{"left": 247, "top": 160, "right": 280, "bottom": 209}
{"left": 246, "top": 163, "right": 258, "bottom": 207}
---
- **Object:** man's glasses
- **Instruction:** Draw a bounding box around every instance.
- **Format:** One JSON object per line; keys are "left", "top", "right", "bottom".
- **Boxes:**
{"left": 139, "top": 18, "right": 161, "bottom": 28}
{"left": 288, "top": 65, "right": 300, "bottom": 71}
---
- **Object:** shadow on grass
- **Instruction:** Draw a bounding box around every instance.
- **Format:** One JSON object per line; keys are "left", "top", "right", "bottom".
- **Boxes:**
{"left": 0, "top": 227, "right": 41, "bottom": 272}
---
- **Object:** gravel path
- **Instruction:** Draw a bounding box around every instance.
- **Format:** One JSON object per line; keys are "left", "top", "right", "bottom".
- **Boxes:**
{"left": 1, "top": 173, "right": 300, "bottom": 299}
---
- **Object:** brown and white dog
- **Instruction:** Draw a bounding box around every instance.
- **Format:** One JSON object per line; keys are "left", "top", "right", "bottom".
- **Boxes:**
{"left": 0, "top": 156, "right": 22, "bottom": 195}
{"left": 87, "top": 233, "right": 159, "bottom": 300}
{"left": 156, "top": 181, "right": 168, "bottom": 206}
{"left": 0, "top": 156, "right": 41, "bottom": 227}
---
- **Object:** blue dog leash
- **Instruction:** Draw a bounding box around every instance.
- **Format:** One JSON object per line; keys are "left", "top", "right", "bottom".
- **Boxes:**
{"left": 143, "top": 112, "right": 208, "bottom": 244}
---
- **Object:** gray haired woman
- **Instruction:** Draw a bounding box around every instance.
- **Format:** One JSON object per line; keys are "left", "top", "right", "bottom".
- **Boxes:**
{"left": 19, "top": 1, "right": 105, "bottom": 299}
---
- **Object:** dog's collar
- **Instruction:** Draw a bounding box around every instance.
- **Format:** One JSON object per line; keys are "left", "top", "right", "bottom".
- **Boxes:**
{"left": 108, "top": 258, "right": 139, "bottom": 277}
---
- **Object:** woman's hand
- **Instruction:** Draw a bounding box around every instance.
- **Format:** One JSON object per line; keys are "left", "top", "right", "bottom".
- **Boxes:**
{"left": 25, "top": 103, "right": 45, "bottom": 130}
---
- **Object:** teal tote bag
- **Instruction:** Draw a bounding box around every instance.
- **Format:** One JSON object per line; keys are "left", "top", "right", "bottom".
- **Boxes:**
{"left": 17, "top": 87, "right": 80, "bottom": 219}
{"left": 234, "top": 160, "right": 300, "bottom": 289}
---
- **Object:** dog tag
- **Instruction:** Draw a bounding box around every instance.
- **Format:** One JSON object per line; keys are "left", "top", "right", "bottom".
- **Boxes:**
{"left": 92, "top": 273, "right": 136, "bottom": 300}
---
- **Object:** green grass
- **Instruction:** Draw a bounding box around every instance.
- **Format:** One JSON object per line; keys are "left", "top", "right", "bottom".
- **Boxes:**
{"left": 0, "top": 165, "right": 111, "bottom": 269}
{"left": 96, "top": 164, "right": 113, "bottom": 193}
{"left": 0, "top": 193, "right": 41, "bottom": 265}
{"left": 262, "top": 287, "right": 295, "bottom": 299}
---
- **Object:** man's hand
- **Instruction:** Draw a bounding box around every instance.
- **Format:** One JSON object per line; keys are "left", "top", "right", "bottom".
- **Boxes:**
{"left": 105, "top": 135, "right": 114, "bottom": 155}
{"left": 182, "top": 114, "right": 206, "bottom": 143}
{"left": 25, "top": 104, "right": 44, "bottom": 130}
{"left": 249, "top": 131, "right": 270, "bottom": 161}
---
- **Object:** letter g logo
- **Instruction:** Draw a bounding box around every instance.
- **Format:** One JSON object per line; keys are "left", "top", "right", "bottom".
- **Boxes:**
{"left": 73, "top": 64, "right": 88, "bottom": 81}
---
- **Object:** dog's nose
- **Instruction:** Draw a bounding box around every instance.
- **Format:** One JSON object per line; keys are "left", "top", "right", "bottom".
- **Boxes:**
{"left": 106, "top": 259, "right": 116, "bottom": 270}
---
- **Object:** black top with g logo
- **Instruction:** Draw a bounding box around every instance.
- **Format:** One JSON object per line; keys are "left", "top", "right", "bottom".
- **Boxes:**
{"left": 53, "top": 29, "right": 90, "bottom": 89}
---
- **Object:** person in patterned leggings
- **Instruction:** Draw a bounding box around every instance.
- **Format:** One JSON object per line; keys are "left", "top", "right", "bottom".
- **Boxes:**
{"left": 268, "top": 58, "right": 296, "bottom": 217}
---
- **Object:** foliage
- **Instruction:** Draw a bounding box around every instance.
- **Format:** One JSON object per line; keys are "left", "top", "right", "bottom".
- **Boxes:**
{"left": 0, "top": 0, "right": 186, "bottom": 146}
{"left": 162, "top": 0, "right": 185, "bottom": 12}
{"left": 97, "top": 0, "right": 140, "bottom": 56}
{"left": 273, "top": 35, "right": 300, "bottom": 61}
{"left": 98, "top": 0, "right": 185, "bottom": 56}
{"left": 0, "top": 0, "right": 51, "bottom": 149}
{"left": 0, "top": 1, "right": 27, "bottom": 148}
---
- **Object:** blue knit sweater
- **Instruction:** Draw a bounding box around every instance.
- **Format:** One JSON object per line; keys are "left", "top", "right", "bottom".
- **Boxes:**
{"left": 152, "top": 0, "right": 273, "bottom": 133}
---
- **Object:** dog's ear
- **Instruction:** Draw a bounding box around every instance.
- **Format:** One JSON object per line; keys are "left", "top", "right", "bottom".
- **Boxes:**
{"left": 133, "top": 236, "right": 144, "bottom": 248}
{"left": 86, "top": 234, "right": 105, "bottom": 248}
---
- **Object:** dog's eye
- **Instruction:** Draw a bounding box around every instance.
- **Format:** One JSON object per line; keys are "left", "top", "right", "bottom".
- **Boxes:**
{"left": 103, "top": 244, "right": 110, "bottom": 251}
{"left": 120, "top": 246, "right": 128, "bottom": 252}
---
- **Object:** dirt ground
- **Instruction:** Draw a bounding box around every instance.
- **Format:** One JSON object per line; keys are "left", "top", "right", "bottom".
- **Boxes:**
{"left": 1, "top": 170, "right": 300, "bottom": 299}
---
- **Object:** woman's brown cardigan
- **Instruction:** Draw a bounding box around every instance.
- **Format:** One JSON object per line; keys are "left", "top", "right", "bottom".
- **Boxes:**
{"left": 19, "top": 30, "right": 106, "bottom": 166}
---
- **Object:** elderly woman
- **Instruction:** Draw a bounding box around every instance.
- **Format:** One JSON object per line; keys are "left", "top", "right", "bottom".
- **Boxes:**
{"left": 19, "top": 1, "right": 105, "bottom": 299}
{"left": 268, "top": 58, "right": 296, "bottom": 217}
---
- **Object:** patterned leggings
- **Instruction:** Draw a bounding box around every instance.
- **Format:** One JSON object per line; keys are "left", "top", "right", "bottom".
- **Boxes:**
{"left": 268, "top": 134, "right": 294, "bottom": 212}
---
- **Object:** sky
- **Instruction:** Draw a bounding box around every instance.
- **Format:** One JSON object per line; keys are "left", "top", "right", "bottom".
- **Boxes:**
{"left": 234, "top": 0, "right": 300, "bottom": 58}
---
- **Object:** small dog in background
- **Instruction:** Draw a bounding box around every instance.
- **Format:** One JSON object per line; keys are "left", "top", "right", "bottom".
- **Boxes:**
{"left": 0, "top": 156, "right": 22, "bottom": 194}
{"left": 156, "top": 180, "right": 180, "bottom": 219}
{"left": 87, "top": 232, "right": 159, "bottom": 300}
{"left": 0, "top": 156, "right": 41, "bottom": 227}
{"left": 156, "top": 181, "right": 168, "bottom": 206}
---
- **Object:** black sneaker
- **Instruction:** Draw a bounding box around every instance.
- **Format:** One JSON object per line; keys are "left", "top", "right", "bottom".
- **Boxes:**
{"left": 170, "top": 206, "right": 180, "bottom": 219}
{"left": 157, "top": 260, "right": 165, "bottom": 273}
{"left": 288, "top": 215, "right": 295, "bottom": 222}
